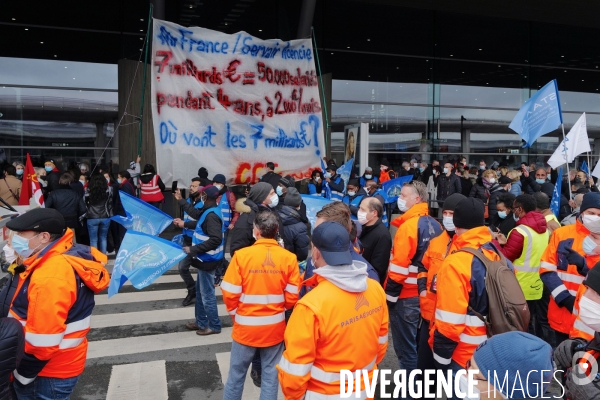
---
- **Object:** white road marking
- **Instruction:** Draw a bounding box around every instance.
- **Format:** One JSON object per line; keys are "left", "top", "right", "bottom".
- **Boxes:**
{"left": 91, "top": 305, "right": 228, "bottom": 328}
{"left": 216, "top": 352, "right": 284, "bottom": 400}
{"left": 106, "top": 360, "right": 168, "bottom": 400}
{"left": 95, "top": 288, "right": 223, "bottom": 305}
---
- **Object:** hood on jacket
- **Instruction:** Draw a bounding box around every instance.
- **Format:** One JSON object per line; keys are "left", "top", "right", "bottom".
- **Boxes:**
{"left": 139, "top": 173, "right": 156, "bottom": 184}
{"left": 454, "top": 226, "right": 493, "bottom": 249}
{"left": 235, "top": 197, "right": 251, "bottom": 214}
{"left": 518, "top": 211, "right": 548, "bottom": 234}
{"left": 313, "top": 261, "right": 368, "bottom": 293}
{"left": 279, "top": 205, "right": 302, "bottom": 225}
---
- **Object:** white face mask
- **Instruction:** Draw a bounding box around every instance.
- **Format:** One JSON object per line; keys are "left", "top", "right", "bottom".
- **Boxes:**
{"left": 347, "top": 191, "right": 356, "bottom": 197}
{"left": 357, "top": 211, "right": 371, "bottom": 225}
{"left": 480, "top": 165, "right": 486, "bottom": 170}
{"left": 489, "top": 178, "right": 496, "bottom": 184}
{"left": 314, "top": 176, "right": 321, "bottom": 182}
{"left": 324, "top": 172, "right": 332, "bottom": 179}
{"left": 397, "top": 197, "right": 409, "bottom": 212}
{"left": 79, "top": 180, "right": 86, "bottom": 186}
{"left": 443, "top": 216, "right": 455, "bottom": 232}
{"left": 268, "top": 193, "right": 279, "bottom": 208}
{"left": 214, "top": 184, "right": 224, "bottom": 191}
{"left": 364, "top": 174, "right": 372, "bottom": 179}
{"left": 580, "top": 296, "right": 600, "bottom": 331}
{"left": 583, "top": 214, "right": 600, "bottom": 234}
{"left": 443, "top": 168, "right": 449, "bottom": 174}
{"left": 413, "top": 163, "right": 419, "bottom": 168}
{"left": 117, "top": 178, "right": 123, "bottom": 184}
{"left": 252, "top": 228, "right": 258, "bottom": 241}
{"left": 2, "top": 244, "right": 17, "bottom": 264}
{"left": 583, "top": 235, "right": 600, "bottom": 255}
{"left": 106, "top": 177, "right": 111, "bottom": 184}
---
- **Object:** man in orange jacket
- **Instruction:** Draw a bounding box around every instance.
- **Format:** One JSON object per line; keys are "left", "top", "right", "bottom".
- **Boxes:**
{"left": 2, "top": 208, "right": 109, "bottom": 398}
{"left": 430, "top": 198, "right": 506, "bottom": 398}
{"left": 277, "top": 221, "right": 388, "bottom": 399}
{"left": 386, "top": 180, "right": 442, "bottom": 376}
{"left": 222, "top": 210, "right": 300, "bottom": 400}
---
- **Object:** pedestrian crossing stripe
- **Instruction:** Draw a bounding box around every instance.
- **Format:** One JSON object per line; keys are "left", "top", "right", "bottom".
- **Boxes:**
{"left": 106, "top": 360, "right": 168, "bottom": 400}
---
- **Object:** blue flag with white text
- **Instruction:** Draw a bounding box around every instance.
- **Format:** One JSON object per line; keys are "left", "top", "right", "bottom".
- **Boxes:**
{"left": 336, "top": 158, "right": 354, "bottom": 193}
{"left": 581, "top": 160, "right": 590, "bottom": 177}
{"left": 550, "top": 166, "right": 562, "bottom": 218}
{"left": 108, "top": 231, "right": 186, "bottom": 297}
{"left": 111, "top": 191, "right": 173, "bottom": 236}
{"left": 509, "top": 79, "right": 563, "bottom": 148}
{"left": 381, "top": 175, "right": 414, "bottom": 204}
{"left": 301, "top": 195, "right": 334, "bottom": 231}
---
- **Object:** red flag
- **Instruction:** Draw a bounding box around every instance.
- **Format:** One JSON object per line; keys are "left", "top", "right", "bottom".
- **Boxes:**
{"left": 19, "top": 154, "right": 44, "bottom": 207}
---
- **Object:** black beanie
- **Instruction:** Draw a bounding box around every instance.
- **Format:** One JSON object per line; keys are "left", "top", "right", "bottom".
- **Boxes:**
{"left": 584, "top": 263, "right": 600, "bottom": 295}
{"left": 581, "top": 192, "right": 600, "bottom": 213}
{"left": 453, "top": 198, "right": 485, "bottom": 229}
{"left": 443, "top": 193, "right": 467, "bottom": 212}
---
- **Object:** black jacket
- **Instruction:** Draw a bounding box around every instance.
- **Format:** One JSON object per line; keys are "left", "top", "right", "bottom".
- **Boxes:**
{"left": 279, "top": 206, "right": 309, "bottom": 261}
{"left": 420, "top": 166, "right": 433, "bottom": 184}
{"left": 45, "top": 170, "right": 60, "bottom": 193}
{"left": 260, "top": 171, "right": 281, "bottom": 190}
{"left": 490, "top": 211, "right": 517, "bottom": 237}
{"left": 469, "top": 178, "right": 490, "bottom": 202}
{"left": 488, "top": 186, "right": 507, "bottom": 221}
{"left": 328, "top": 173, "right": 345, "bottom": 194}
{"left": 359, "top": 219, "right": 392, "bottom": 285}
{"left": 45, "top": 185, "right": 87, "bottom": 229}
{"left": 0, "top": 317, "right": 24, "bottom": 400}
{"left": 86, "top": 187, "right": 114, "bottom": 219}
{"left": 114, "top": 181, "right": 136, "bottom": 217}
{"left": 189, "top": 205, "right": 223, "bottom": 271}
{"left": 229, "top": 199, "right": 284, "bottom": 256}
{"left": 460, "top": 177, "right": 473, "bottom": 197}
{"left": 437, "top": 173, "right": 462, "bottom": 201}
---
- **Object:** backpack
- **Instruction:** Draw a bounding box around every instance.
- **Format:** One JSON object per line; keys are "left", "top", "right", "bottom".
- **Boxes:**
{"left": 459, "top": 243, "right": 530, "bottom": 337}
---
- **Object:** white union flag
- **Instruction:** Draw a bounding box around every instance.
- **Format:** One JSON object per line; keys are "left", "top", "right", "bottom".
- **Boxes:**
{"left": 547, "top": 113, "right": 591, "bottom": 169}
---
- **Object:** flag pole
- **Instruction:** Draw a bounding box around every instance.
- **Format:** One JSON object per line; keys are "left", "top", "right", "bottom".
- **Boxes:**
{"left": 561, "top": 123, "right": 573, "bottom": 200}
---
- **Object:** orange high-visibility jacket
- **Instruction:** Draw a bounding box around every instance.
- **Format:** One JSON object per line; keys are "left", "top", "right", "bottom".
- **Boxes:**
{"left": 221, "top": 238, "right": 300, "bottom": 347}
{"left": 540, "top": 221, "right": 600, "bottom": 334}
{"left": 277, "top": 273, "right": 388, "bottom": 399}
{"left": 379, "top": 170, "right": 391, "bottom": 184}
{"left": 570, "top": 284, "right": 595, "bottom": 341}
{"left": 429, "top": 227, "right": 500, "bottom": 368}
{"left": 385, "top": 202, "right": 442, "bottom": 301}
{"left": 418, "top": 230, "right": 457, "bottom": 322}
{"left": 8, "top": 229, "right": 109, "bottom": 383}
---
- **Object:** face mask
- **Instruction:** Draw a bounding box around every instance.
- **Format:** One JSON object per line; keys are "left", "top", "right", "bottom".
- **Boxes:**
{"left": 324, "top": 172, "right": 332, "bottom": 179}
{"left": 419, "top": 167, "right": 424, "bottom": 172}
{"left": 40, "top": 179, "right": 47, "bottom": 188}
{"left": 2, "top": 244, "right": 17, "bottom": 264}
{"left": 536, "top": 179, "right": 546, "bottom": 184}
{"left": 489, "top": 178, "right": 496, "bottom": 184}
{"left": 443, "top": 168, "right": 449, "bottom": 174}
{"left": 268, "top": 193, "right": 279, "bottom": 208}
{"left": 357, "top": 211, "right": 370, "bottom": 225}
{"left": 276, "top": 186, "right": 284, "bottom": 196}
{"left": 363, "top": 187, "right": 370, "bottom": 194}
{"left": 106, "top": 178, "right": 111, "bottom": 184}
{"left": 583, "top": 235, "right": 600, "bottom": 255}
{"left": 214, "top": 184, "right": 224, "bottom": 191}
{"left": 579, "top": 296, "right": 600, "bottom": 331}
{"left": 252, "top": 229, "right": 258, "bottom": 241}
{"left": 513, "top": 213, "right": 520, "bottom": 222}
{"left": 117, "top": 178, "right": 123, "bottom": 184}
{"left": 498, "top": 211, "right": 507, "bottom": 219}
{"left": 11, "top": 233, "right": 41, "bottom": 258}
{"left": 380, "top": 166, "right": 387, "bottom": 171}
{"left": 364, "top": 174, "right": 372, "bottom": 179}
{"left": 16, "top": 169, "right": 23, "bottom": 176}
{"left": 480, "top": 165, "right": 486, "bottom": 170}
{"left": 200, "top": 194, "right": 207, "bottom": 203}
{"left": 583, "top": 214, "right": 600, "bottom": 234}
{"left": 314, "top": 176, "right": 321, "bottom": 182}
{"left": 442, "top": 216, "right": 455, "bottom": 232}
{"left": 413, "top": 163, "right": 419, "bottom": 168}
{"left": 79, "top": 180, "right": 86, "bottom": 186}
{"left": 347, "top": 191, "right": 356, "bottom": 197}
{"left": 397, "top": 198, "right": 409, "bottom": 212}
{"left": 45, "top": 166, "right": 53, "bottom": 172}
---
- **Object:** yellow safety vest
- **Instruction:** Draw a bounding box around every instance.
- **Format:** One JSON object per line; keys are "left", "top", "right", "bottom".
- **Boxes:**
{"left": 511, "top": 225, "right": 549, "bottom": 300}
{"left": 545, "top": 214, "right": 560, "bottom": 233}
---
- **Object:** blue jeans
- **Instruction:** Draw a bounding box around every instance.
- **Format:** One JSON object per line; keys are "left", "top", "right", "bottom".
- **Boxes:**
{"left": 223, "top": 340, "right": 284, "bottom": 400}
{"left": 196, "top": 269, "right": 221, "bottom": 332}
{"left": 14, "top": 376, "right": 79, "bottom": 399}
{"left": 87, "top": 218, "right": 110, "bottom": 254}
{"left": 389, "top": 297, "right": 420, "bottom": 399}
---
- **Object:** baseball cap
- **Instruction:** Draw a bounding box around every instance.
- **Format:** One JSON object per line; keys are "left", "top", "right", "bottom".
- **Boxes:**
{"left": 7, "top": 208, "right": 65, "bottom": 234}
{"left": 312, "top": 221, "right": 352, "bottom": 266}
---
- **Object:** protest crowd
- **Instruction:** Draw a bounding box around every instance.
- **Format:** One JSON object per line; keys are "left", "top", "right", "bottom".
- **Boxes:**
{"left": 3, "top": 150, "right": 600, "bottom": 400}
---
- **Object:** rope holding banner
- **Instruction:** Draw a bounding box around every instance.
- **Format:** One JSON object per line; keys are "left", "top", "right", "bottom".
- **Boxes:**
{"left": 137, "top": 3, "right": 154, "bottom": 157}
{"left": 311, "top": 26, "right": 330, "bottom": 155}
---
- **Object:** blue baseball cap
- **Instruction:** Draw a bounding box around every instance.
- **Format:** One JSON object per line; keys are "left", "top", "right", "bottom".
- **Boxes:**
{"left": 312, "top": 221, "right": 352, "bottom": 266}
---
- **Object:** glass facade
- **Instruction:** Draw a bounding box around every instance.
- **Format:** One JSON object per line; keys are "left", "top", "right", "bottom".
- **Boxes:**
{"left": 0, "top": 57, "right": 118, "bottom": 171}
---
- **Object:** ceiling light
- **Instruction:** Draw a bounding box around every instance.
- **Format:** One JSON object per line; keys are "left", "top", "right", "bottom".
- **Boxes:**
{"left": 54, "top": 55, "right": 57, "bottom": 57}
{"left": 367, "top": 39, "right": 370, "bottom": 41}
{"left": 561, "top": 55, "right": 564, "bottom": 57}
{"left": 190, "top": 5, "right": 193, "bottom": 8}
{"left": 331, "top": 52, "right": 334, "bottom": 55}
{"left": 396, "top": 67, "right": 399, "bottom": 69}
{"left": 462, "top": 71, "right": 464, "bottom": 73}
{"left": 140, "top": 18, "right": 144, "bottom": 21}
{"left": 450, "top": 54, "right": 453, "bottom": 57}
{"left": 40, "top": 42, "right": 43, "bottom": 44}
{"left": 140, "top": 29, "right": 143, "bottom": 32}
{"left": 259, "top": 29, "right": 262, "bottom": 31}
{"left": 224, "top": 23, "right": 228, "bottom": 25}
{"left": 73, "top": 78, "right": 75, "bottom": 80}
{"left": 564, "top": 70, "right": 567, "bottom": 72}
{"left": 479, "top": 48, "right": 482, "bottom": 51}
{"left": 498, "top": 65, "right": 501, "bottom": 67}
{"left": 65, "top": 66, "right": 67, "bottom": 68}
{"left": 24, "top": 28, "right": 28, "bottom": 31}
{"left": 347, "top": 46, "right": 350, "bottom": 49}
{"left": 12, "top": 18, "right": 15, "bottom": 21}
{"left": 582, "top": 79, "right": 585, "bottom": 81}
{"left": 140, "top": 38, "right": 143, "bottom": 40}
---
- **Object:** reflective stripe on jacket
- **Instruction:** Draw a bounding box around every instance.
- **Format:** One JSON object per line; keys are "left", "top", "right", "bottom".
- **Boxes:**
{"left": 277, "top": 275, "right": 388, "bottom": 399}
{"left": 429, "top": 227, "right": 498, "bottom": 368}
{"left": 8, "top": 229, "right": 109, "bottom": 382}
{"left": 140, "top": 175, "right": 164, "bottom": 202}
{"left": 221, "top": 239, "right": 300, "bottom": 347}
{"left": 540, "top": 221, "right": 600, "bottom": 334}
{"left": 329, "top": 176, "right": 344, "bottom": 202}
{"left": 218, "top": 191, "right": 233, "bottom": 229}
{"left": 386, "top": 202, "right": 442, "bottom": 301}
{"left": 511, "top": 225, "right": 548, "bottom": 300}
{"left": 192, "top": 207, "right": 224, "bottom": 262}
{"left": 570, "top": 285, "right": 595, "bottom": 342}
{"left": 418, "top": 230, "right": 456, "bottom": 322}
{"left": 183, "top": 197, "right": 203, "bottom": 237}
{"left": 342, "top": 194, "right": 365, "bottom": 221}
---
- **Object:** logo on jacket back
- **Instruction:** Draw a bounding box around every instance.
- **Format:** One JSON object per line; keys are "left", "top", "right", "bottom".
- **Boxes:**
{"left": 355, "top": 293, "right": 370, "bottom": 311}
{"left": 262, "top": 248, "right": 276, "bottom": 268}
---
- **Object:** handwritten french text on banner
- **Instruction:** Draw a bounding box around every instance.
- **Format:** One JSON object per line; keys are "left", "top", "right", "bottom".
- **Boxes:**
{"left": 151, "top": 20, "right": 326, "bottom": 185}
